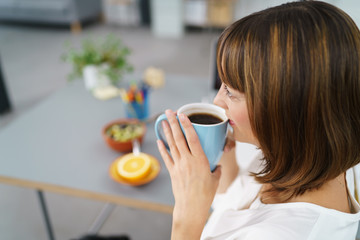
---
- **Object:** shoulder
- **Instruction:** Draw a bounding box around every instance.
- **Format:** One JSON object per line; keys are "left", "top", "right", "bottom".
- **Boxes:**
{"left": 207, "top": 202, "right": 360, "bottom": 240}
{"left": 203, "top": 205, "right": 320, "bottom": 240}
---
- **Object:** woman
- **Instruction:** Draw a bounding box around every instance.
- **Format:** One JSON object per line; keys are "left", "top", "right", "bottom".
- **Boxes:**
{"left": 156, "top": 1, "right": 360, "bottom": 239}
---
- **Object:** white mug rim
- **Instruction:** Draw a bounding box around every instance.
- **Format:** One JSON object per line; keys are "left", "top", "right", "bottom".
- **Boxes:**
{"left": 177, "top": 103, "right": 228, "bottom": 126}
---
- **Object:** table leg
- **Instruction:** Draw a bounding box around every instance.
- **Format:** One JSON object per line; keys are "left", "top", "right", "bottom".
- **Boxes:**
{"left": 37, "top": 190, "right": 55, "bottom": 240}
{"left": 0, "top": 58, "right": 11, "bottom": 114}
{"left": 87, "top": 203, "right": 116, "bottom": 235}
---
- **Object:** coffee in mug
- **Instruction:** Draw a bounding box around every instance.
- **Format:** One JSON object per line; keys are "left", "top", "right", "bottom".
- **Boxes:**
{"left": 188, "top": 113, "right": 223, "bottom": 125}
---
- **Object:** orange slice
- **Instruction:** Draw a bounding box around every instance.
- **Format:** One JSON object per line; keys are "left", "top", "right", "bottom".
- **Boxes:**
{"left": 116, "top": 153, "right": 152, "bottom": 182}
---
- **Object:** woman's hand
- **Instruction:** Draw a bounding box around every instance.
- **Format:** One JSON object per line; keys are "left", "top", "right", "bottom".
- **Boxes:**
{"left": 157, "top": 109, "right": 222, "bottom": 239}
{"left": 224, "top": 130, "right": 236, "bottom": 152}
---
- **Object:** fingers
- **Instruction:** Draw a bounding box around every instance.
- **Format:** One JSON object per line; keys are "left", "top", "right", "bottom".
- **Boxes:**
{"left": 165, "top": 110, "right": 191, "bottom": 154}
{"left": 223, "top": 130, "right": 235, "bottom": 152}
{"left": 159, "top": 109, "right": 208, "bottom": 168}
{"left": 212, "top": 165, "right": 222, "bottom": 181}
{"left": 224, "top": 134, "right": 236, "bottom": 152}
{"left": 178, "top": 113, "right": 206, "bottom": 158}
{"left": 157, "top": 139, "right": 174, "bottom": 171}
{"left": 161, "top": 119, "right": 180, "bottom": 160}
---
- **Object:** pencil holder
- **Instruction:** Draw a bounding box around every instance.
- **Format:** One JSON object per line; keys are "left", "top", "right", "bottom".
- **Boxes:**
{"left": 124, "top": 93, "right": 149, "bottom": 120}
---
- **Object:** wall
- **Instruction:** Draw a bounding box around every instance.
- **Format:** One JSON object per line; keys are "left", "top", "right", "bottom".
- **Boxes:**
{"left": 326, "top": 0, "right": 360, "bottom": 28}
{"left": 150, "top": 0, "right": 360, "bottom": 38}
{"left": 234, "top": 0, "right": 289, "bottom": 20}
{"left": 234, "top": 0, "right": 360, "bottom": 28}
{"left": 151, "top": 0, "right": 184, "bottom": 38}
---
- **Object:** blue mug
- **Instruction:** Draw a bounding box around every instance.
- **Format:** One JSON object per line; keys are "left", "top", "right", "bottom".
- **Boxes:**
{"left": 155, "top": 103, "right": 228, "bottom": 171}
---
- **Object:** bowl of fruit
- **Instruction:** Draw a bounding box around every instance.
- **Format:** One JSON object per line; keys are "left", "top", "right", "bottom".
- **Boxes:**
{"left": 102, "top": 119, "right": 146, "bottom": 152}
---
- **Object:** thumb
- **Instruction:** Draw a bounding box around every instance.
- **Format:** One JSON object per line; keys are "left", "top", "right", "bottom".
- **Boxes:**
{"left": 224, "top": 138, "right": 235, "bottom": 152}
{"left": 212, "top": 165, "right": 222, "bottom": 180}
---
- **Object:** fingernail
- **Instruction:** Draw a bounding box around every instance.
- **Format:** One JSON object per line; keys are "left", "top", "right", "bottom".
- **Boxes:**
{"left": 179, "top": 113, "right": 186, "bottom": 122}
{"left": 165, "top": 109, "right": 171, "bottom": 116}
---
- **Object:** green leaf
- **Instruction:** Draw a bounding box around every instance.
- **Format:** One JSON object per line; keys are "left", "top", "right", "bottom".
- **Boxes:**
{"left": 61, "top": 34, "right": 133, "bottom": 85}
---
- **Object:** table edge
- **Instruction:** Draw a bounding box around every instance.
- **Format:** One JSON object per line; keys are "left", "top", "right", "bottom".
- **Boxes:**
{"left": 0, "top": 175, "right": 173, "bottom": 214}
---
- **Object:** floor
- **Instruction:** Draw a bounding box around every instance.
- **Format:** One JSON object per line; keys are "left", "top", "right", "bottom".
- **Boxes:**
{"left": 0, "top": 21, "right": 220, "bottom": 240}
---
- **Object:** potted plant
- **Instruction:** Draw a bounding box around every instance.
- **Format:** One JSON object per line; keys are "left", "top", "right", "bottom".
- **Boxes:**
{"left": 62, "top": 34, "right": 133, "bottom": 90}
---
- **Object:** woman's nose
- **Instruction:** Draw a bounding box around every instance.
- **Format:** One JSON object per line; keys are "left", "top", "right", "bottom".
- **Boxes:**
{"left": 213, "top": 90, "right": 226, "bottom": 109}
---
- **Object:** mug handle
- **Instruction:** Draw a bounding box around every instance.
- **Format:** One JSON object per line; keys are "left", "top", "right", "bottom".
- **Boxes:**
{"left": 154, "top": 113, "right": 170, "bottom": 150}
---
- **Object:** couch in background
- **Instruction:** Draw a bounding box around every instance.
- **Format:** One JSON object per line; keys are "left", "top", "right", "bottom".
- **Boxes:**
{"left": 0, "top": 0, "right": 102, "bottom": 33}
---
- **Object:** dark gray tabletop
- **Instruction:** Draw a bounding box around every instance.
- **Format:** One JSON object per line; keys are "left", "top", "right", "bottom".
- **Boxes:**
{"left": 0, "top": 74, "right": 213, "bottom": 213}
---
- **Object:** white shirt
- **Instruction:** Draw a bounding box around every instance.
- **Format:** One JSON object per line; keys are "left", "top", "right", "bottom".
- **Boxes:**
{"left": 201, "top": 153, "right": 360, "bottom": 240}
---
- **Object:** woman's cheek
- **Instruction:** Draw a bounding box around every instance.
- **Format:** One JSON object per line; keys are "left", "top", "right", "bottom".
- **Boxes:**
{"left": 229, "top": 104, "right": 254, "bottom": 143}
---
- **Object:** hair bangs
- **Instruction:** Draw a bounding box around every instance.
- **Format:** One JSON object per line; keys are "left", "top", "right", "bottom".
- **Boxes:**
{"left": 216, "top": 24, "right": 247, "bottom": 93}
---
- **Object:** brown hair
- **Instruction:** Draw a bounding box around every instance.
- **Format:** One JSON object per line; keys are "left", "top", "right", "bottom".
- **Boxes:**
{"left": 217, "top": 1, "right": 360, "bottom": 200}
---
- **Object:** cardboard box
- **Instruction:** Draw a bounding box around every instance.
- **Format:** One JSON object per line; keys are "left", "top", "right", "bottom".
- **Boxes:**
{"left": 207, "top": 0, "right": 234, "bottom": 27}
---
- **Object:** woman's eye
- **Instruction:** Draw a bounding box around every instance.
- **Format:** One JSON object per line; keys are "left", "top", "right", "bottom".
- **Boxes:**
{"left": 224, "top": 85, "right": 233, "bottom": 97}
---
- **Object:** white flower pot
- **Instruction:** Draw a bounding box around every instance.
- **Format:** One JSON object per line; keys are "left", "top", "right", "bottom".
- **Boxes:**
{"left": 83, "top": 64, "right": 112, "bottom": 90}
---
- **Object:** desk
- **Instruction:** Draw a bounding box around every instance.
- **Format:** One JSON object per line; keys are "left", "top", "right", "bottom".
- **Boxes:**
{"left": 0, "top": 74, "right": 212, "bottom": 239}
